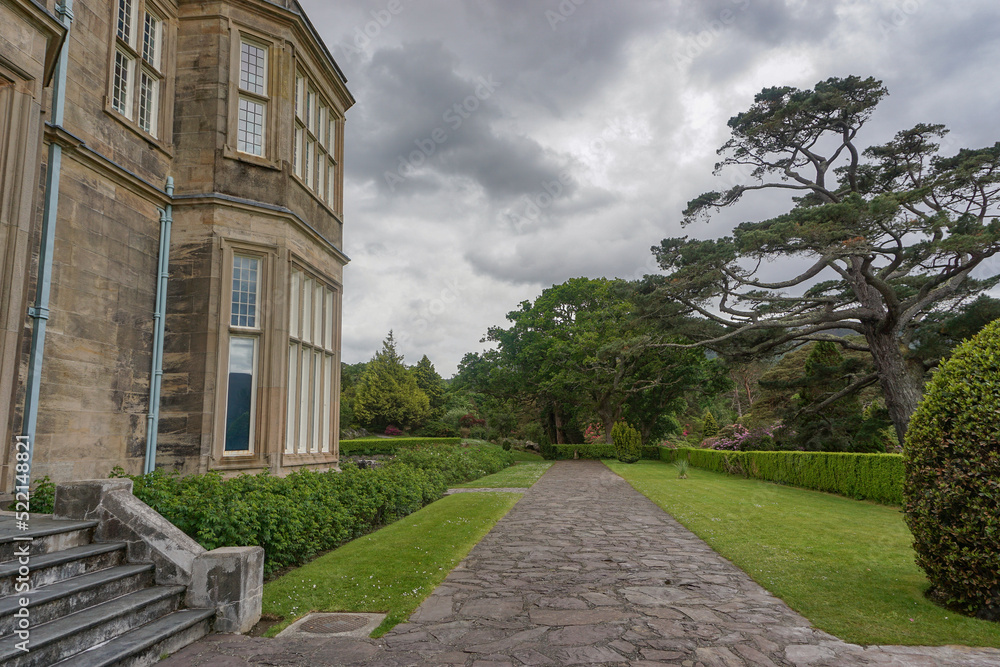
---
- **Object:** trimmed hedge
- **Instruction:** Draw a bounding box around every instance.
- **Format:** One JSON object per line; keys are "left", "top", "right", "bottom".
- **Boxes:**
{"left": 661, "top": 447, "right": 904, "bottom": 505}
{"left": 339, "top": 437, "right": 462, "bottom": 456}
{"left": 551, "top": 444, "right": 660, "bottom": 460}
{"left": 112, "top": 442, "right": 509, "bottom": 574}
{"left": 904, "top": 318, "right": 1000, "bottom": 619}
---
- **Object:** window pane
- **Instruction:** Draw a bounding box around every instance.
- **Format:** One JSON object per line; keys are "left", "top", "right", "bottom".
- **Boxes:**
{"left": 138, "top": 71, "right": 159, "bottom": 136}
{"left": 295, "top": 74, "right": 305, "bottom": 120}
{"left": 117, "top": 0, "right": 133, "bottom": 44}
{"left": 238, "top": 97, "right": 265, "bottom": 156}
{"left": 289, "top": 269, "right": 300, "bottom": 339}
{"left": 231, "top": 255, "right": 259, "bottom": 328}
{"left": 329, "top": 119, "right": 337, "bottom": 155}
{"left": 322, "top": 354, "right": 332, "bottom": 453}
{"left": 286, "top": 344, "right": 297, "bottom": 454}
{"left": 325, "top": 289, "right": 334, "bottom": 351}
{"left": 317, "top": 156, "right": 326, "bottom": 202}
{"left": 142, "top": 12, "right": 160, "bottom": 68}
{"left": 298, "top": 347, "right": 310, "bottom": 453}
{"left": 239, "top": 41, "right": 267, "bottom": 95}
{"left": 293, "top": 126, "right": 303, "bottom": 177}
{"left": 313, "top": 281, "right": 323, "bottom": 344}
{"left": 328, "top": 158, "right": 336, "bottom": 205}
{"left": 225, "top": 337, "right": 256, "bottom": 453}
{"left": 312, "top": 350, "right": 321, "bottom": 453}
{"left": 301, "top": 278, "right": 312, "bottom": 344}
{"left": 112, "top": 51, "right": 133, "bottom": 116}
{"left": 304, "top": 139, "right": 314, "bottom": 186}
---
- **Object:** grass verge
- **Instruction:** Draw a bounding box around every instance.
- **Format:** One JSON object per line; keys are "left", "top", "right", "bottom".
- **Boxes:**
{"left": 262, "top": 492, "right": 520, "bottom": 637}
{"left": 510, "top": 450, "right": 545, "bottom": 462}
{"left": 454, "top": 462, "right": 552, "bottom": 488}
{"left": 606, "top": 460, "right": 1000, "bottom": 647}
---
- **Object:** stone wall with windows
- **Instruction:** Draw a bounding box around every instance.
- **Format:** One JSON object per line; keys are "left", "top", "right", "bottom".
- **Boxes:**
{"left": 2, "top": 0, "right": 353, "bottom": 488}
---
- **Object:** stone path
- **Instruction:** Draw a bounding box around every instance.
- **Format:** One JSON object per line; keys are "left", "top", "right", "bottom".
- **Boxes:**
{"left": 161, "top": 461, "right": 1000, "bottom": 666}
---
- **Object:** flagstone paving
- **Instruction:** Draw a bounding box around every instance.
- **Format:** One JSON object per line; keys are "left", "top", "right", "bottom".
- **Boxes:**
{"left": 160, "top": 460, "right": 1000, "bottom": 666}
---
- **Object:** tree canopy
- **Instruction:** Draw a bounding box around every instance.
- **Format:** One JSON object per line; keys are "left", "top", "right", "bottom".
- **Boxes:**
{"left": 353, "top": 332, "right": 430, "bottom": 431}
{"left": 460, "top": 277, "right": 728, "bottom": 444}
{"left": 651, "top": 75, "right": 1000, "bottom": 441}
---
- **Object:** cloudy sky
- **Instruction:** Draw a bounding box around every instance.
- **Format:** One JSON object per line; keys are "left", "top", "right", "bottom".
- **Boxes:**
{"left": 298, "top": 0, "right": 1000, "bottom": 376}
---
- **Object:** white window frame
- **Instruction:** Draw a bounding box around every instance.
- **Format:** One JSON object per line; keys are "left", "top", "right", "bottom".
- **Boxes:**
{"left": 236, "top": 37, "right": 270, "bottom": 157}
{"left": 285, "top": 264, "right": 339, "bottom": 456}
{"left": 292, "top": 67, "right": 339, "bottom": 208}
{"left": 110, "top": 0, "right": 165, "bottom": 137}
{"left": 223, "top": 253, "right": 264, "bottom": 457}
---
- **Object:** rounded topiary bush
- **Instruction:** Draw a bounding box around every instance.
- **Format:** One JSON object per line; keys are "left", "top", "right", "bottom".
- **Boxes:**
{"left": 904, "top": 318, "right": 1000, "bottom": 620}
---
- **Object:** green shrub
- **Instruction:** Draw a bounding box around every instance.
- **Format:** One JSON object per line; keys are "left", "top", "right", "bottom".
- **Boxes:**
{"left": 339, "top": 437, "right": 461, "bottom": 456}
{"left": 393, "top": 443, "right": 513, "bottom": 486}
{"left": 7, "top": 476, "right": 55, "bottom": 514}
{"left": 110, "top": 442, "right": 510, "bottom": 575}
{"left": 662, "top": 447, "right": 904, "bottom": 505}
{"left": 904, "top": 318, "right": 1000, "bottom": 620}
{"left": 612, "top": 421, "right": 642, "bottom": 464}
{"left": 550, "top": 444, "right": 660, "bottom": 460}
{"left": 701, "top": 410, "right": 719, "bottom": 438}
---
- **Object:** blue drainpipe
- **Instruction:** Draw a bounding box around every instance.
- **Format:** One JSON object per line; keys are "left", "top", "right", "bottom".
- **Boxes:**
{"left": 20, "top": 0, "right": 74, "bottom": 485}
{"left": 144, "top": 177, "right": 173, "bottom": 474}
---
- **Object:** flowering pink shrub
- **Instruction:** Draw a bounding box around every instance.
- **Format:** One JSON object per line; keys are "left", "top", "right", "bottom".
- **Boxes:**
{"left": 583, "top": 423, "right": 604, "bottom": 444}
{"left": 712, "top": 423, "right": 783, "bottom": 451}
{"left": 384, "top": 425, "right": 404, "bottom": 437}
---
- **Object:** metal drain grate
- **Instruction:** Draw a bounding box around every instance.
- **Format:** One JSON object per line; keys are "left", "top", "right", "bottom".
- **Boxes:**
{"left": 298, "top": 614, "right": 372, "bottom": 635}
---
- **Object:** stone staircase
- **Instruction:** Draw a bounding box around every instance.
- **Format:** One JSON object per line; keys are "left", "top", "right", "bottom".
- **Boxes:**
{"left": 0, "top": 515, "right": 214, "bottom": 666}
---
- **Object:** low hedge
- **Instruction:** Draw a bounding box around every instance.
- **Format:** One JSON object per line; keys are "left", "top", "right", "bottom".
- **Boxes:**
{"left": 394, "top": 443, "right": 514, "bottom": 486}
{"left": 551, "top": 444, "right": 661, "bottom": 460}
{"left": 339, "top": 437, "right": 462, "bottom": 456}
{"left": 111, "top": 442, "right": 510, "bottom": 574}
{"left": 661, "top": 447, "right": 904, "bottom": 505}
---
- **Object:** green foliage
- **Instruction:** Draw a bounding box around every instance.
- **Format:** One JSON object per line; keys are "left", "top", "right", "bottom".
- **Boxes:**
{"left": 393, "top": 443, "right": 513, "bottom": 487}
{"left": 353, "top": 332, "right": 430, "bottom": 431}
{"left": 661, "top": 447, "right": 904, "bottom": 505}
{"left": 8, "top": 476, "right": 55, "bottom": 514}
{"left": 653, "top": 75, "right": 1000, "bottom": 442}
{"left": 612, "top": 420, "right": 643, "bottom": 464}
{"left": 339, "top": 437, "right": 462, "bottom": 456}
{"left": 904, "top": 318, "right": 1000, "bottom": 620}
{"left": 701, "top": 409, "right": 719, "bottom": 438}
{"left": 462, "top": 277, "right": 728, "bottom": 451}
{"left": 548, "top": 444, "right": 660, "bottom": 460}
{"left": 411, "top": 355, "right": 445, "bottom": 418}
{"left": 110, "top": 443, "right": 511, "bottom": 575}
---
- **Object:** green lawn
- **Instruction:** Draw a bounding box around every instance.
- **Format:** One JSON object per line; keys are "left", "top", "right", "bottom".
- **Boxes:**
{"left": 262, "top": 492, "right": 520, "bottom": 637}
{"left": 606, "top": 460, "right": 1000, "bottom": 647}
{"left": 510, "top": 450, "right": 545, "bottom": 462}
{"left": 454, "top": 462, "right": 552, "bottom": 488}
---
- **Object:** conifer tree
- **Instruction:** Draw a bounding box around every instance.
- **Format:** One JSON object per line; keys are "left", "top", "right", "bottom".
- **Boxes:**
{"left": 353, "top": 332, "right": 430, "bottom": 431}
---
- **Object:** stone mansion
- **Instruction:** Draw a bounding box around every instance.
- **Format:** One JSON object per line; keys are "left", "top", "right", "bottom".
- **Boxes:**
{"left": 0, "top": 0, "right": 355, "bottom": 493}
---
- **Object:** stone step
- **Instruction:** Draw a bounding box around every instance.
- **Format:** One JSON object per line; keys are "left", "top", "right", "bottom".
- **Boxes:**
{"left": 0, "top": 563, "right": 155, "bottom": 635}
{"left": 0, "top": 542, "right": 127, "bottom": 596}
{"left": 0, "top": 584, "right": 186, "bottom": 667}
{"left": 50, "top": 608, "right": 215, "bottom": 667}
{"left": 0, "top": 517, "right": 99, "bottom": 562}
